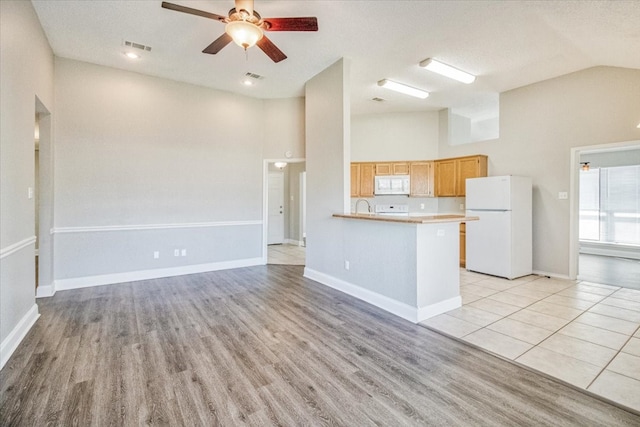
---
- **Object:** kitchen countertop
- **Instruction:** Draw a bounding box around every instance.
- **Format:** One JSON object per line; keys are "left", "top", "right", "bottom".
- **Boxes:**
{"left": 333, "top": 213, "right": 478, "bottom": 224}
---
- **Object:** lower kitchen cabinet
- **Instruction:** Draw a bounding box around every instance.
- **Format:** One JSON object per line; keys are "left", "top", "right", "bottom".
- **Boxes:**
{"left": 460, "top": 222, "right": 466, "bottom": 267}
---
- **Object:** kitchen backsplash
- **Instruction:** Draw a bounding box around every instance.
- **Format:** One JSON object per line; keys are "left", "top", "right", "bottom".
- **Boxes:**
{"left": 350, "top": 195, "right": 465, "bottom": 214}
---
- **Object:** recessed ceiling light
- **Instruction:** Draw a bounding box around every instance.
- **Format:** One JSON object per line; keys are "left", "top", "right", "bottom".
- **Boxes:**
{"left": 637, "top": 122, "right": 640, "bottom": 128}
{"left": 124, "top": 52, "right": 140, "bottom": 59}
{"left": 242, "top": 79, "right": 254, "bottom": 86}
{"left": 377, "top": 79, "right": 429, "bottom": 99}
{"left": 419, "top": 58, "right": 476, "bottom": 84}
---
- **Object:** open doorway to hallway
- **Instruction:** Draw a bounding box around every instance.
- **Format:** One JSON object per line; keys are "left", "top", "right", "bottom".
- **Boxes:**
{"left": 573, "top": 141, "right": 640, "bottom": 289}
{"left": 264, "top": 160, "right": 306, "bottom": 266}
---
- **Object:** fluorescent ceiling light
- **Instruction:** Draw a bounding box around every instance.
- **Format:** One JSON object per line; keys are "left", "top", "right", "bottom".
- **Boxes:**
{"left": 377, "top": 79, "right": 429, "bottom": 99}
{"left": 419, "top": 58, "right": 476, "bottom": 84}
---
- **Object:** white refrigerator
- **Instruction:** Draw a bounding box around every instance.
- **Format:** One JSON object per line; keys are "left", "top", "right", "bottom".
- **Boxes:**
{"left": 465, "top": 176, "right": 532, "bottom": 279}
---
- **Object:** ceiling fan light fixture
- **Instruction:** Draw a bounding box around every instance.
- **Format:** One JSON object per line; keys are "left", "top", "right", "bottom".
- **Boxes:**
{"left": 419, "top": 58, "right": 476, "bottom": 84}
{"left": 225, "top": 20, "right": 263, "bottom": 49}
{"left": 378, "top": 79, "right": 429, "bottom": 99}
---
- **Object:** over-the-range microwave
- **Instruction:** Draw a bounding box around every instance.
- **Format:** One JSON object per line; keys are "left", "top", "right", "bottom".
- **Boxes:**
{"left": 374, "top": 175, "right": 410, "bottom": 195}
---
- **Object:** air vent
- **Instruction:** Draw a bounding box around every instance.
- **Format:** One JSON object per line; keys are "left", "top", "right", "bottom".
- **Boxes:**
{"left": 372, "top": 97, "right": 386, "bottom": 102}
{"left": 123, "top": 40, "right": 152, "bottom": 52}
{"left": 245, "top": 72, "right": 264, "bottom": 80}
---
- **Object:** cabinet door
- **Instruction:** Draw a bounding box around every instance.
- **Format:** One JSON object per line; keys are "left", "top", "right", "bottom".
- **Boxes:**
{"left": 392, "top": 162, "right": 410, "bottom": 175}
{"left": 435, "top": 159, "right": 457, "bottom": 197}
{"left": 350, "top": 163, "right": 360, "bottom": 197}
{"left": 375, "top": 163, "right": 392, "bottom": 176}
{"left": 410, "top": 161, "right": 433, "bottom": 197}
{"left": 359, "top": 163, "right": 375, "bottom": 197}
{"left": 457, "top": 156, "right": 487, "bottom": 196}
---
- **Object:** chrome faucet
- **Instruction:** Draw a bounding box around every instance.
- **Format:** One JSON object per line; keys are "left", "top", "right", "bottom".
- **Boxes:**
{"left": 355, "top": 198, "right": 372, "bottom": 214}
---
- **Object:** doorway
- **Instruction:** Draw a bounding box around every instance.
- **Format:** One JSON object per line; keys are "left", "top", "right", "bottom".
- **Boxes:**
{"left": 263, "top": 160, "right": 306, "bottom": 265}
{"left": 570, "top": 140, "right": 640, "bottom": 289}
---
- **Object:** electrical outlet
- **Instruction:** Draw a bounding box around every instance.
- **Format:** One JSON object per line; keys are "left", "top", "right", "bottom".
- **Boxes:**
{"left": 344, "top": 260, "right": 350, "bottom": 270}
{"left": 181, "top": 249, "right": 186, "bottom": 256}
{"left": 153, "top": 251, "right": 159, "bottom": 259}
{"left": 420, "top": 203, "right": 425, "bottom": 210}
{"left": 558, "top": 192, "right": 568, "bottom": 200}
{"left": 459, "top": 203, "right": 464, "bottom": 210}
{"left": 437, "top": 229, "right": 445, "bottom": 237}
{"left": 174, "top": 249, "right": 180, "bottom": 257}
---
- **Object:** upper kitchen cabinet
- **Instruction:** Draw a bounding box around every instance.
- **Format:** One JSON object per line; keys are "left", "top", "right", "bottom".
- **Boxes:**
{"left": 375, "top": 162, "right": 410, "bottom": 176}
{"left": 351, "top": 162, "right": 375, "bottom": 197}
{"left": 409, "top": 161, "right": 434, "bottom": 197}
{"left": 350, "top": 163, "right": 360, "bottom": 198}
{"left": 435, "top": 155, "right": 488, "bottom": 197}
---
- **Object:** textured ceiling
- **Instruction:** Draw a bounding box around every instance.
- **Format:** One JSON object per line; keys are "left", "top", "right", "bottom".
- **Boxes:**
{"left": 32, "top": 0, "right": 640, "bottom": 115}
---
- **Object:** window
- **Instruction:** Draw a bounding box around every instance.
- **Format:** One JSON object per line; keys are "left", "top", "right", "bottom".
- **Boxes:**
{"left": 579, "top": 165, "right": 640, "bottom": 246}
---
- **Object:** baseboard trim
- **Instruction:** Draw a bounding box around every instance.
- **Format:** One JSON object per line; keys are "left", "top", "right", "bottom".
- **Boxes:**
{"left": 285, "top": 239, "right": 304, "bottom": 246}
{"left": 304, "top": 268, "right": 419, "bottom": 322}
{"left": 303, "top": 268, "right": 458, "bottom": 323}
{"left": 1, "top": 304, "right": 40, "bottom": 370}
{"left": 36, "top": 284, "right": 55, "bottom": 298}
{"left": 532, "top": 270, "right": 573, "bottom": 281}
{"left": 40, "top": 258, "right": 264, "bottom": 297}
{"left": 417, "top": 296, "right": 462, "bottom": 322}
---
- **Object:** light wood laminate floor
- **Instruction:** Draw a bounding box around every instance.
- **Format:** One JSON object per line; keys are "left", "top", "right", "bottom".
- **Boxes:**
{"left": 2, "top": 265, "right": 639, "bottom": 425}
{"left": 579, "top": 253, "right": 640, "bottom": 290}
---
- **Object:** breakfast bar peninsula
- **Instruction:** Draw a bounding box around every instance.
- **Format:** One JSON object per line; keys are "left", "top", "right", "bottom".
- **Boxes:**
{"left": 324, "top": 213, "right": 478, "bottom": 323}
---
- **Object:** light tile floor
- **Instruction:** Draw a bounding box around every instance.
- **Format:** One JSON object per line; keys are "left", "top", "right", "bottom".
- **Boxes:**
{"left": 420, "top": 270, "right": 640, "bottom": 413}
{"left": 267, "top": 243, "right": 305, "bottom": 265}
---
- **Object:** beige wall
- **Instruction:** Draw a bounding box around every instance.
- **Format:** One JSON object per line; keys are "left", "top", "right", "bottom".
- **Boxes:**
{"left": 438, "top": 66, "right": 640, "bottom": 277}
{"left": 351, "top": 111, "right": 439, "bottom": 162}
{"left": 305, "top": 58, "right": 351, "bottom": 276}
{"left": 0, "top": 0, "right": 54, "bottom": 360}
{"left": 263, "top": 97, "right": 305, "bottom": 159}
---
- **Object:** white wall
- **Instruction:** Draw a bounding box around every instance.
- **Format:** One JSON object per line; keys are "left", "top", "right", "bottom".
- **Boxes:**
{"left": 438, "top": 66, "right": 640, "bottom": 277}
{"left": 304, "top": 58, "right": 350, "bottom": 277}
{"left": 52, "top": 58, "right": 267, "bottom": 284}
{"left": 0, "top": 0, "right": 54, "bottom": 366}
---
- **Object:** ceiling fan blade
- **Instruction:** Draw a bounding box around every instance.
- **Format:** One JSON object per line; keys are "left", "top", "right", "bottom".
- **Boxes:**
{"left": 262, "top": 17, "right": 318, "bottom": 31}
{"left": 161, "top": 2, "right": 227, "bottom": 22}
{"left": 202, "top": 33, "right": 233, "bottom": 54}
{"left": 257, "top": 36, "right": 287, "bottom": 63}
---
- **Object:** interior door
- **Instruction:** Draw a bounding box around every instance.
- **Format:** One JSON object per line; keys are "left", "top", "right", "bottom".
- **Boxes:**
{"left": 268, "top": 172, "right": 285, "bottom": 245}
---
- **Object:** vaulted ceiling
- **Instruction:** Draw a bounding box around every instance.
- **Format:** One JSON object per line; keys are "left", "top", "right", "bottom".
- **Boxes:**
{"left": 32, "top": 1, "right": 640, "bottom": 115}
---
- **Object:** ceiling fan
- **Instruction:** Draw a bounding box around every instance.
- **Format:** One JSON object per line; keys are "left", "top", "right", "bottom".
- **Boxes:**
{"left": 161, "top": 0, "right": 318, "bottom": 63}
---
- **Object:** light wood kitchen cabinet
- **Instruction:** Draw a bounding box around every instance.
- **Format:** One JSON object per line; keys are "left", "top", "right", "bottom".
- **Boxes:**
{"left": 434, "top": 158, "right": 457, "bottom": 196}
{"left": 350, "top": 163, "right": 360, "bottom": 198}
{"left": 375, "top": 162, "right": 410, "bottom": 176}
{"left": 409, "top": 161, "right": 434, "bottom": 197}
{"left": 460, "top": 222, "right": 466, "bottom": 267}
{"left": 435, "top": 155, "right": 488, "bottom": 197}
{"left": 351, "top": 162, "right": 375, "bottom": 197}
